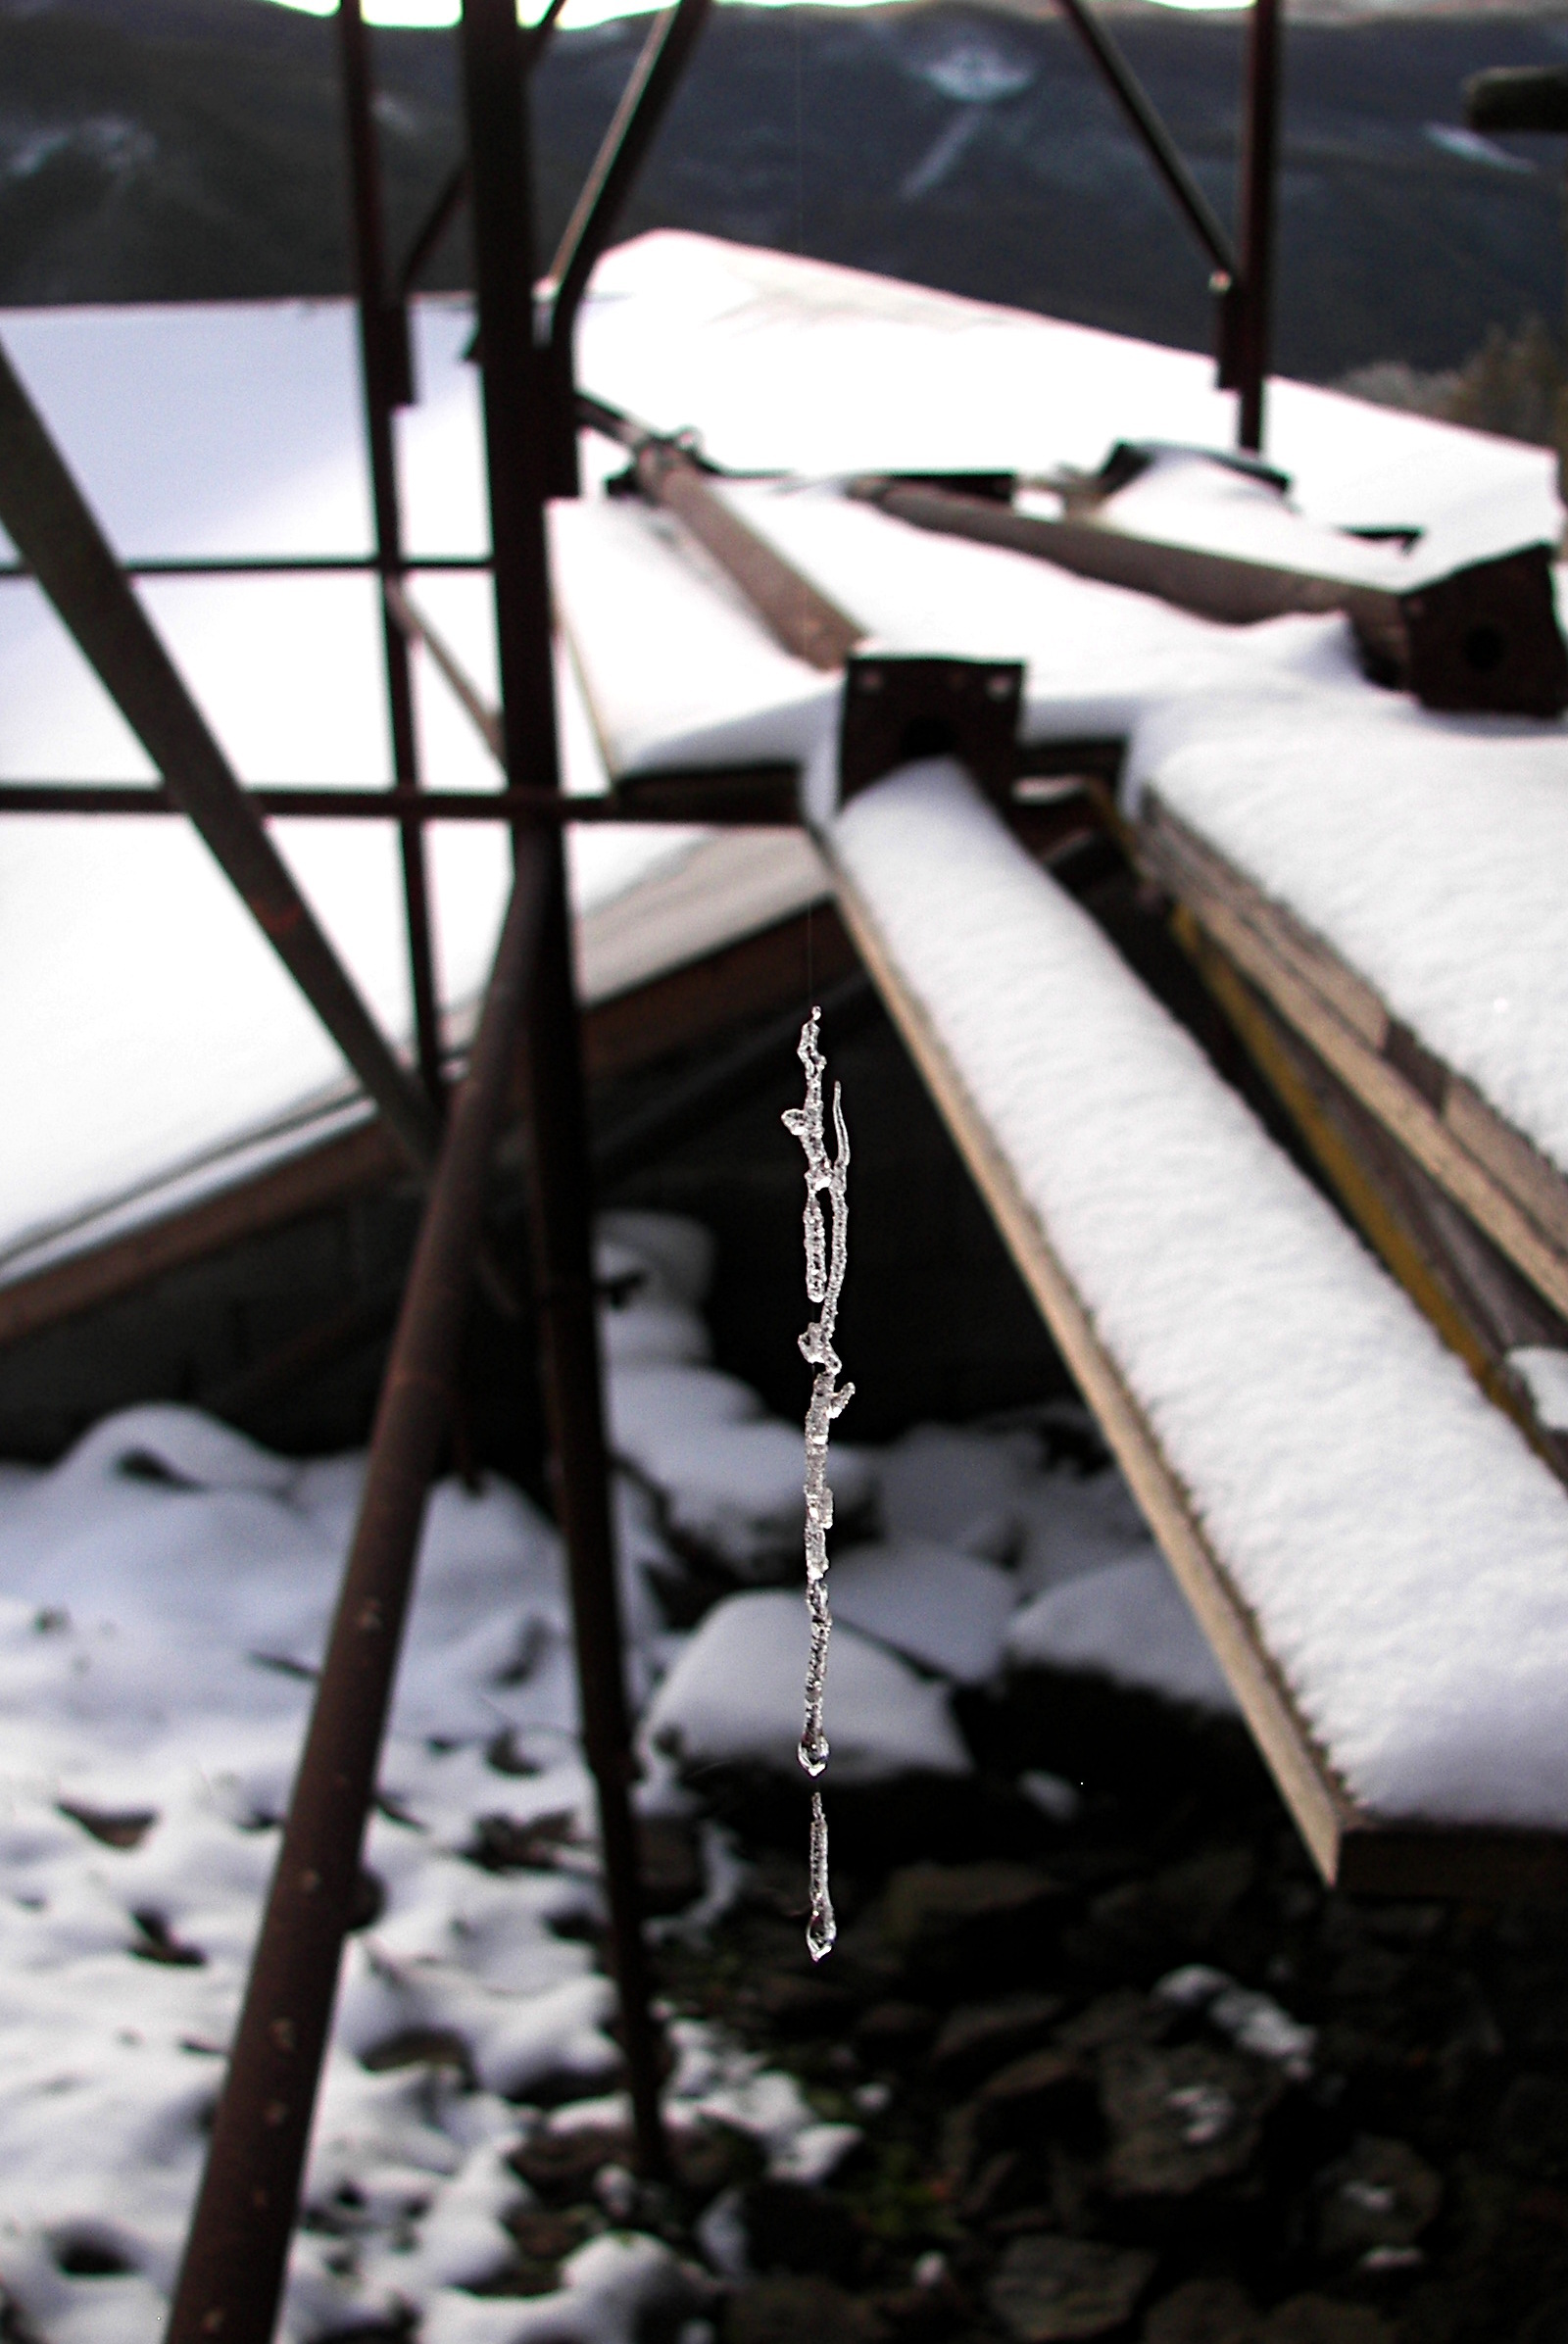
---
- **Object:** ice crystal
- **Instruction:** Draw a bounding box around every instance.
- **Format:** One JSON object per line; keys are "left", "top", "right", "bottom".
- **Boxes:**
{"left": 783, "top": 1006, "right": 853, "bottom": 1962}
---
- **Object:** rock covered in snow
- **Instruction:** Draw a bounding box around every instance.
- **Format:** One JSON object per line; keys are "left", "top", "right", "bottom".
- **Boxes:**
{"left": 829, "top": 1539, "right": 1016, "bottom": 1685}
{"left": 1006, "top": 1556, "right": 1238, "bottom": 1713}
{"left": 642, "top": 1589, "right": 972, "bottom": 1782}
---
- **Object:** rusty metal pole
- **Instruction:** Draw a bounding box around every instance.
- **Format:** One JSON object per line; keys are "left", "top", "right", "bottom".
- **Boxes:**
{"left": 536, "top": 0, "right": 713, "bottom": 498}
{"left": 1053, "top": 0, "right": 1236, "bottom": 284}
{"left": 1235, "top": 0, "right": 1282, "bottom": 452}
{"left": 0, "top": 338, "right": 440, "bottom": 1180}
{"left": 459, "top": 0, "right": 669, "bottom": 2176}
{"left": 337, "top": 0, "right": 446, "bottom": 1113}
{"left": 162, "top": 856, "right": 549, "bottom": 2344}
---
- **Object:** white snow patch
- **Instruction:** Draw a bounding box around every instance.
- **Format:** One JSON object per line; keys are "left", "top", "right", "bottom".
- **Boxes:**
{"left": 875, "top": 1420, "right": 1040, "bottom": 1559}
{"left": 642, "top": 1590, "right": 972, "bottom": 1782}
{"left": 1510, "top": 1346, "right": 1568, "bottom": 1434}
{"left": 1005, "top": 1557, "right": 1238, "bottom": 1714}
{"left": 1131, "top": 680, "right": 1568, "bottom": 1180}
{"left": 830, "top": 1540, "right": 1017, "bottom": 1685}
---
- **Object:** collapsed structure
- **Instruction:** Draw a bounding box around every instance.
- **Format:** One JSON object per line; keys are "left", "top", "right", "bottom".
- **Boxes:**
{"left": 1, "top": 0, "right": 1566, "bottom": 2332}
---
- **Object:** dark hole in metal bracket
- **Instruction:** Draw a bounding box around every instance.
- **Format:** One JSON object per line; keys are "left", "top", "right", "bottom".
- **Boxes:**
{"left": 838, "top": 654, "right": 1025, "bottom": 806}
{"left": 1399, "top": 545, "right": 1568, "bottom": 718}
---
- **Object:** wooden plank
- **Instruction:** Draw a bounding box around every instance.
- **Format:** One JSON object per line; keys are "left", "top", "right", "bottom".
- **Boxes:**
{"left": 1140, "top": 795, "right": 1568, "bottom": 1324}
{"left": 830, "top": 844, "right": 1568, "bottom": 1898}
{"left": 575, "top": 828, "right": 830, "bottom": 1009}
{"left": 582, "top": 902, "right": 857, "bottom": 1087}
{"left": 1175, "top": 907, "right": 1568, "bottom": 1490}
{"left": 1142, "top": 795, "right": 1387, "bottom": 1049}
{"left": 1446, "top": 1074, "right": 1568, "bottom": 1259}
{"left": 0, "top": 887, "right": 855, "bottom": 1353}
{"left": 0, "top": 1119, "right": 405, "bottom": 1350}
{"left": 824, "top": 847, "right": 1362, "bottom": 1889}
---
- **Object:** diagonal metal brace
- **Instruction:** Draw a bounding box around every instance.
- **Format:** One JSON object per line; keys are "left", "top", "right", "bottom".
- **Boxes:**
{"left": 0, "top": 336, "right": 441, "bottom": 1180}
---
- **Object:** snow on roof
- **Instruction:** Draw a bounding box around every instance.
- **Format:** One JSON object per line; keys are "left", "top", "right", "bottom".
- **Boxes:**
{"left": 0, "top": 297, "right": 714, "bottom": 1274}
{"left": 580, "top": 232, "right": 1559, "bottom": 541}
{"left": 1, "top": 227, "right": 1559, "bottom": 1282}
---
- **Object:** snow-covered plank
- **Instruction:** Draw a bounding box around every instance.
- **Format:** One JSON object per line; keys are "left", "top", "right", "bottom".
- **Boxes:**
{"left": 1135, "top": 774, "right": 1568, "bottom": 1324}
{"left": 1173, "top": 908, "right": 1568, "bottom": 1490}
{"left": 0, "top": 825, "right": 829, "bottom": 1344}
{"left": 581, "top": 234, "right": 1560, "bottom": 548}
{"left": 550, "top": 497, "right": 838, "bottom": 783}
{"left": 826, "top": 759, "right": 1568, "bottom": 1897}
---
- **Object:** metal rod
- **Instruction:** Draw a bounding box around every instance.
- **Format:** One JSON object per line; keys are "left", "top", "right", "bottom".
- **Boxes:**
{"left": 339, "top": 0, "right": 446, "bottom": 1111}
{"left": 1235, "top": 0, "right": 1282, "bottom": 451}
{"left": 639, "top": 438, "right": 864, "bottom": 670}
{"left": 460, "top": 0, "right": 668, "bottom": 2177}
{"left": 398, "top": 160, "right": 470, "bottom": 302}
{"left": 537, "top": 0, "right": 713, "bottom": 495}
{"left": 0, "top": 336, "right": 440, "bottom": 1183}
{"left": 0, "top": 554, "right": 491, "bottom": 581}
{"left": 393, "top": 0, "right": 572, "bottom": 301}
{"left": 1052, "top": 0, "right": 1237, "bottom": 278}
{"left": 162, "top": 855, "right": 549, "bottom": 2344}
{"left": 385, "top": 575, "right": 504, "bottom": 758}
{"left": 0, "top": 779, "right": 798, "bottom": 821}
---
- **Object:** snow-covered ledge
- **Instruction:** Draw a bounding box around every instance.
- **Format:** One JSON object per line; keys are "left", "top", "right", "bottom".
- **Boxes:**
{"left": 823, "top": 758, "right": 1568, "bottom": 1897}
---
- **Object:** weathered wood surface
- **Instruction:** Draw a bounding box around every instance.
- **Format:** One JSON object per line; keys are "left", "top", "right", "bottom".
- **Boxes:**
{"left": 0, "top": 857, "right": 848, "bottom": 1353}
{"left": 1175, "top": 908, "right": 1568, "bottom": 1491}
{"left": 1139, "top": 792, "right": 1568, "bottom": 1321}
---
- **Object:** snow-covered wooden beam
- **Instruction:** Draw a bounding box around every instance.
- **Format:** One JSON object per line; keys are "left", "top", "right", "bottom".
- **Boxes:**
{"left": 826, "top": 760, "right": 1568, "bottom": 1902}
{"left": 1137, "top": 792, "right": 1568, "bottom": 1329}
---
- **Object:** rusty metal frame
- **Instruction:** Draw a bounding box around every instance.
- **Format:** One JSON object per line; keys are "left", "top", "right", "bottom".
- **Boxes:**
{"left": 458, "top": 0, "right": 669, "bottom": 2198}
{"left": 0, "top": 778, "right": 802, "bottom": 821}
{"left": 339, "top": 0, "right": 445, "bottom": 1108}
{"left": 1052, "top": 0, "right": 1279, "bottom": 448}
{"left": 163, "top": 853, "right": 552, "bottom": 2344}
{"left": 0, "top": 4, "right": 1295, "bottom": 2332}
{"left": 0, "top": 338, "right": 442, "bottom": 1185}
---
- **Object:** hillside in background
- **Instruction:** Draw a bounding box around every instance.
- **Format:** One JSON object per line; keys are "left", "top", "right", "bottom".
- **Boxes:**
{"left": 1, "top": 0, "right": 1566, "bottom": 381}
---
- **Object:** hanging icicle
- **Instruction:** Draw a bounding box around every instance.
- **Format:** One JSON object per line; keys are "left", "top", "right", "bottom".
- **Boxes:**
{"left": 782, "top": 1005, "right": 854, "bottom": 1963}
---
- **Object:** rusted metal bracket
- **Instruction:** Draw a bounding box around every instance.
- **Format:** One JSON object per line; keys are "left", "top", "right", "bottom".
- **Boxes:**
{"left": 851, "top": 474, "right": 1568, "bottom": 718}
{"left": 1392, "top": 546, "right": 1568, "bottom": 717}
{"left": 839, "top": 655, "right": 1025, "bottom": 805}
{"left": 0, "top": 337, "right": 442, "bottom": 1181}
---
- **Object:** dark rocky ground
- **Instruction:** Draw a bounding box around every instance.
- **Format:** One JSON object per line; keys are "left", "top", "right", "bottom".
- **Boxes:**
{"left": 470, "top": 1651, "right": 1568, "bottom": 2344}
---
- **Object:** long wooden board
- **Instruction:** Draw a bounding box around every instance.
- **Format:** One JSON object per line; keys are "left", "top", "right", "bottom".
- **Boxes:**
{"left": 0, "top": 889, "right": 849, "bottom": 1355}
{"left": 1139, "top": 794, "right": 1568, "bottom": 1320}
{"left": 827, "top": 844, "right": 1568, "bottom": 1901}
{"left": 1174, "top": 908, "right": 1568, "bottom": 1492}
